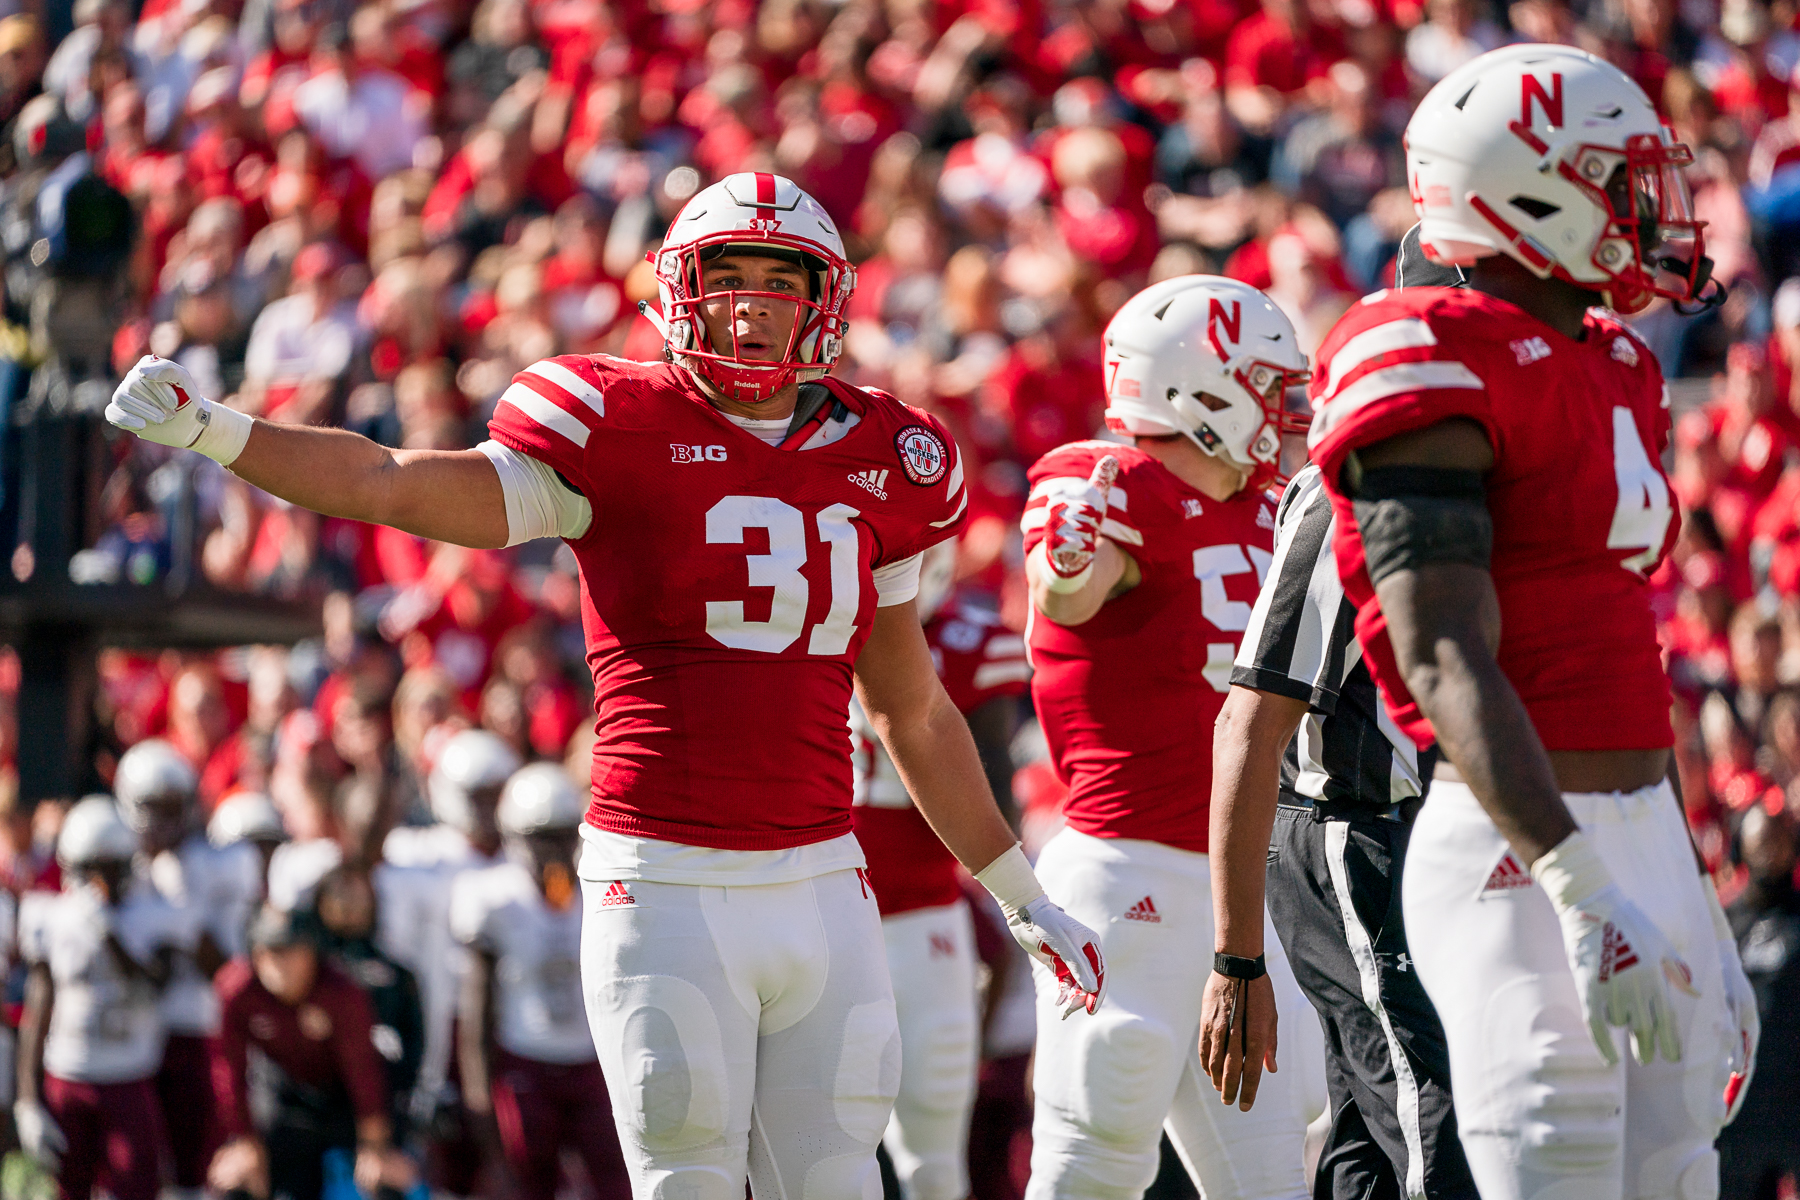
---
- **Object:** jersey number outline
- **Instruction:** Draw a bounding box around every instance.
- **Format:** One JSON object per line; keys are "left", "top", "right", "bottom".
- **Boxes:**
{"left": 1194, "top": 543, "right": 1274, "bottom": 692}
{"left": 1606, "top": 406, "right": 1671, "bottom": 576}
{"left": 704, "top": 496, "right": 863, "bottom": 655}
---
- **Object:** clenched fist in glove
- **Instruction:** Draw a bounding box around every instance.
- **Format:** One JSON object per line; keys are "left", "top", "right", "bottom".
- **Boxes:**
{"left": 1533, "top": 832, "right": 1697, "bottom": 1066}
{"left": 106, "top": 355, "right": 253, "bottom": 466}
{"left": 1705, "top": 878, "right": 1760, "bottom": 1123}
{"left": 14, "top": 1099, "right": 66, "bottom": 1173}
{"left": 1036, "top": 456, "right": 1120, "bottom": 593}
{"left": 976, "top": 844, "right": 1106, "bottom": 1017}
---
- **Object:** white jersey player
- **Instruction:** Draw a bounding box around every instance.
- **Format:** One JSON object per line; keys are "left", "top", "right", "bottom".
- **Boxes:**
{"left": 106, "top": 170, "right": 1103, "bottom": 1199}
{"left": 452, "top": 764, "right": 627, "bottom": 1200}
{"left": 115, "top": 739, "right": 260, "bottom": 1196}
{"left": 16, "top": 797, "right": 188, "bottom": 1200}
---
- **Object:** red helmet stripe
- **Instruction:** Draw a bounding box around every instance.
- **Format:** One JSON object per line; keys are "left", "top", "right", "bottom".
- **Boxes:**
{"left": 755, "top": 172, "right": 777, "bottom": 223}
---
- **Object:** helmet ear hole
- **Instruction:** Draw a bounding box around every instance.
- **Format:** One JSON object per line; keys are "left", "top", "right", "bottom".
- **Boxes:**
{"left": 1194, "top": 391, "right": 1233, "bottom": 412}
{"left": 1510, "top": 196, "right": 1561, "bottom": 220}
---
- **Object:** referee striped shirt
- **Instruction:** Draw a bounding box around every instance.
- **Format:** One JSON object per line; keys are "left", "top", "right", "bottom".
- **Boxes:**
{"left": 1231, "top": 464, "right": 1431, "bottom": 806}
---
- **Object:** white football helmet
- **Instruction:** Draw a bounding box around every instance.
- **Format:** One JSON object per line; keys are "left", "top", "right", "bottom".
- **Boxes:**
{"left": 1406, "top": 43, "right": 1717, "bottom": 315}
{"left": 209, "top": 792, "right": 287, "bottom": 847}
{"left": 59, "top": 796, "right": 138, "bottom": 867}
{"left": 652, "top": 172, "right": 854, "bottom": 404}
{"left": 429, "top": 730, "right": 522, "bottom": 835}
{"left": 1103, "top": 275, "right": 1311, "bottom": 489}
{"left": 114, "top": 738, "right": 198, "bottom": 831}
{"left": 497, "top": 763, "right": 585, "bottom": 838}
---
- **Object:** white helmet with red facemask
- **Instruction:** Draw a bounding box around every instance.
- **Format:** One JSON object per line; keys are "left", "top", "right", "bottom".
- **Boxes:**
{"left": 1405, "top": 43, "right": 1720, "bottom": 315}
{"left": 652, "top": 173, "right": 855, "bottom": 404}
{"left": 1103, "top": 275, "right": 1311, "bottom": 491}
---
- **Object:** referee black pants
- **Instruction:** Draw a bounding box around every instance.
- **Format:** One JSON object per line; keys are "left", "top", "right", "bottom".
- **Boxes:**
{"left": 1266, "top": 803, "right": 1478, "bottom": 1200}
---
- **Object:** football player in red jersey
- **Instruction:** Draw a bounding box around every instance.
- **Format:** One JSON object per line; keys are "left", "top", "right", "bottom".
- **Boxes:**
{"left": 1305, "top": 44, "right": 1759, "bottom": 1200}
{"left": 1019, "top": 275, "right": 1325, "bottom": 1200}
{"left": 849, "top": 541, "right": 1030, "bottom": 1200}
{"left": 105, "top": 172, "right": 1105, "bottom": 1200}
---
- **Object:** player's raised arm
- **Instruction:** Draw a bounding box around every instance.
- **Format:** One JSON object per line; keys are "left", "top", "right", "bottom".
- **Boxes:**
{"left": 106, "top": 355, "right": 511, "bottom": 548}
{"left": 1023, "top": 455, "right": 1139, "bottom": 625}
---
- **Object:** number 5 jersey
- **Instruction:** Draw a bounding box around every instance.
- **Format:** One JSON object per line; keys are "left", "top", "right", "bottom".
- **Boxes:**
{"left": 1021, "top": 441, "right": 1278, "bottom": 852}
{"left": 1305, "top": 286, "right": 1679, "bottom": 753}
{"left": 486, "top": 355, "right": 967, "bottom": 856}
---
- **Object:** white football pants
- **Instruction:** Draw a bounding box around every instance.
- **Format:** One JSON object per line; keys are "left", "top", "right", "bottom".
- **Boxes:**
{"left": 1027, "top": 828, "right": 1326, "bottom": 1200}
{"left": 579, "top": 870, "right": 901, "bottom": 1200}
{"left": 1403, "top": 781, "right": 1732, "bottom": 1200}
{"left": 881, "top": 901, "right": 979, "bottom": 1200}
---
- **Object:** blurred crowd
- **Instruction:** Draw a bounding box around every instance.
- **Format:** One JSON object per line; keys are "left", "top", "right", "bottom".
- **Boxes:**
{"left": 0, "top": 0, "right": 1798, "bottom": 1192}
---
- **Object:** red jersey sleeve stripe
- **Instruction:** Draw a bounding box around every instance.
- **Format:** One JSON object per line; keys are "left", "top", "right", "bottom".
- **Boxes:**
{"left": 1319, "top": 319, "right": 1439, "bottom": 399}
{"left": 498, "top": 381, "right": 590, "bottom": 447}
{"left": 1308, "top": 361, "right": 1485, "bottom": 445}
{"left": 524, "top": 360, "right": 606, "bottom": 419}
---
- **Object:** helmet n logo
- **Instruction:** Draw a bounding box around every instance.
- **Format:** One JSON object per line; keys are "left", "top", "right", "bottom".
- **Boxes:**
{"left": 1207, "top": 299, "right": 1241, "bottom": 361}
{"left": 1520, "top": 73, "right": 1564, "bottom": 128}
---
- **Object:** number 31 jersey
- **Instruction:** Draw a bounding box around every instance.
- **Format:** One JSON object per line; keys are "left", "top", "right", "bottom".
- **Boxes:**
{"left": 1306, "top": 287, "right": 1678, "bottom": 754}
{"left": 487, "top": 355, "right": 967, "bottom": 851}
{"left": 1022, "top": 441, "right": 1277, "bottom": 852}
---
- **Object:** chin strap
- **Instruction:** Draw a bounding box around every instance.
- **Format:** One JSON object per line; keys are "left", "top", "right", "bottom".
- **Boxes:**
{"left": 1666, "top": 255, "right": 1729, "bottom": 316}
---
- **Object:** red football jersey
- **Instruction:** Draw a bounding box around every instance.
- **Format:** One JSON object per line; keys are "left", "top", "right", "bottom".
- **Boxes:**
{"left": 487, "top": 355, "right": 968, "bottom": 850}
{"left": 1307, "top": 287, "right": 1678, "bottom": 753}
{"left": 1022, "top": 441, "right": 1277, "bottom": 852}
{"left": 851, "top": 605, "right": 1029, "bottom": 917}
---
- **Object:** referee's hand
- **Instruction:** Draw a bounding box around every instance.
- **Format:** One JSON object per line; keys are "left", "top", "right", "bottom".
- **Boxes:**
{"left": 1199, "top": 969, "right": 1279, "bottom": 1110}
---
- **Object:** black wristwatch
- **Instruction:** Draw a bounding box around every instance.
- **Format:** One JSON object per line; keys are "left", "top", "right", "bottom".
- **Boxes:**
{"left": 1213, "top": 951, "right": 1267, "bottom": 980}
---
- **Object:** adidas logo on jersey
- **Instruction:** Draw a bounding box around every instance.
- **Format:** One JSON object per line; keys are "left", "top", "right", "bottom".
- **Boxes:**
{"left": 1611, "top": 337, "right": 1639, "bottom": 367}
{"left": 1480, "top": 851, "right": 1533, "bottom": 896}
{"left": 848, "top": 469, "right": 890, "bottom": 500}
{"left": 1123, "top": 896, "right": 1161, "bottom": 923}
{"left": 1598, "top": 921, "right": 1638, "bottom": 981}
{"left": 1511, "top": 336, "right": 1553, "bottom": 366}
{"left": 1257, "top": 504, "right": 1275, "bottom": 530}
{"left": 599, "top": 880, "right": 637, "bottom": 907}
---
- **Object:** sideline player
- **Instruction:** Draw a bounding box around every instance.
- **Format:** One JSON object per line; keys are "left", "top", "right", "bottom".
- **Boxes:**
{"left": 15, "top": 797, "right": 185, "bottom": 1200}
{"left": 115, "top": 738, "right": 262, "bottom": 1199}
{"left": 1305, "top": 45, "right": 1759, "bottom": 1200}
{"left": 1021, "top": 274, "right": 1322, "bottom": 1200}
{"left": 106, "top": 171, "right": 1103, "bottom": 1199}
{"left": 1199, "top": 220, "right": 1477, "bottom": 1200}
{"left": 452, "top": 762, "right": 630, "bottom": 1200}
{"left": 849, "top": 542, "right": 1030, "bottom": 1200}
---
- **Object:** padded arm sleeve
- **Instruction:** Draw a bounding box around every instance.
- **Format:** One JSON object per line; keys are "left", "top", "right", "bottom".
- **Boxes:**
{"left": 478, "top": 440, "right": 594, "bottom": 545}
{"left": 873, "top": 553, "right": 923, "bottom": 606}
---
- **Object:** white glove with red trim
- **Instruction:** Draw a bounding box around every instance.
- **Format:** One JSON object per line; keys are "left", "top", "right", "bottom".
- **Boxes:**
{"left": 1705, "top": 879, "right": 1759, "bottom": 1123}
{"left": 1037, "top": 456, "right": 1119, "bottom": 592}
{"left": 1533, "top": 832, "right": 1696, "bottom": 1066}
{"left": 14, "top": 1099, "right": 66, "bottom": 1173}
{"left": 106, "top": 355, "right": 252, "bottom": 466}
{"left": 976, "top": 844, "right": 1105, "bottom": 1018}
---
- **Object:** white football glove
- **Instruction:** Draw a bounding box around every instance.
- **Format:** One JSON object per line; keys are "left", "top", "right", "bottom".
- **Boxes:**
{"left": 105, "top": 354, "right": 252, "bottom": 466}
{"left": 1704, "top": 879, "right": 1759, "bottom": 1123}
{"left": 1037, "top": 456, "right": 1120, "bottom": 592}
{"left": 14, "top": 1099, "right": 66, "bottom": 1173}
{"left": 975, "top": 844, "right": 1106, "bottom": 1018}
{"left": 1533, "top": 832, "right": 1696, "bottom": 1066}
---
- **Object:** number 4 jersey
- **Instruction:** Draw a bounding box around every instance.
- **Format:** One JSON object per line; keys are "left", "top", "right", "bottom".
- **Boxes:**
{"left": 1022, "top": 441, "right": 1277, "bottom": 852}
{"left": 1306, "top": 287, "right": 1678, "bottom": 753}
{"left": 487, "top": 355, "right": 967, "bottom": 852}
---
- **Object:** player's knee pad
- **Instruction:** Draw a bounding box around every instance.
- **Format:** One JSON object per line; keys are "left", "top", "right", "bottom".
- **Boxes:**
{"left": 798, "top": 1151, "right": 887, "bottom": 1200}
{"left": 642, "top": 1164, "right": 744, "bottom": 1200}
{"left": 897, "top": 1154, "right": 968, "bottom": 1200}
{"left": 605, "top": 974, "right": 734, "bottom": 1155}
{"left": 1515, "top": 1058, "right": 1624, "bottom": 1180}
{"left": 896, "top": 1013, "right": 976, "bottom": 1119}
{"left": 1050, "top": 1010, "right": 1179, "bottom": 1151}
{"left": 832, "top": 999, "right": 903, "bottom": 1150}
